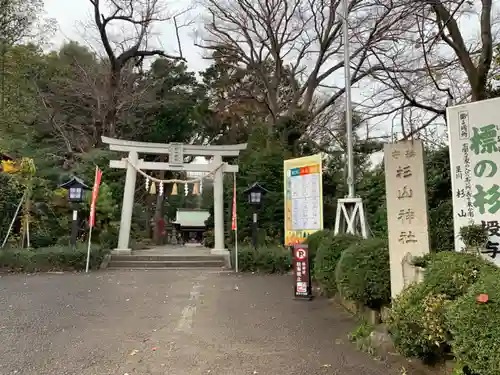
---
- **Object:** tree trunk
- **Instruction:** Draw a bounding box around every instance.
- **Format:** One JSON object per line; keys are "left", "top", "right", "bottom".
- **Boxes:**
{"left": 471, "top": 85, "right": 488, "bottom": 102}
{"left": 153, "top": 188, "right": 165, "bottom": 245}
{"left": 105, "top": 68, "right": 120, "bottom": 137}
{"left": 145, "top": 192, "right": 154, "bottom": 239}
{"left": 153, "top": 155, "right": 167, "bottom": 245}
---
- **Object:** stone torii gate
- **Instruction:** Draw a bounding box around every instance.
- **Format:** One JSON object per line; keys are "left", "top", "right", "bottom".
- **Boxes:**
{"left": 101, "top": 136, "right": 247, "bottom": 256}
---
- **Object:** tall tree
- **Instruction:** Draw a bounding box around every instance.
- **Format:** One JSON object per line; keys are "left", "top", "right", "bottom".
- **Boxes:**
{"left": 197, "top": 0, "right": 411, "bottom": 138}
{"left": 0, "top": 0, "right": 44, "bottom": 44}
{"left": 36, "top": 42, "right": 104, "bottom": 157}
{"left": 0, "top": 44, "right": 45, "bottom": 154}
{"left": 199, "top": 52, "right": 289, "bottom": 145}
{"left": 137, "top": 59, "right": 206, "bottom": 144}
{"left": 0, "top": 0, "right": 53, "bottom": 120}
{"left": 88, "top": 0, "right": 186, "bottom": 139}
{"left": 363, "top": 0, "right": 495, "bottom": 138}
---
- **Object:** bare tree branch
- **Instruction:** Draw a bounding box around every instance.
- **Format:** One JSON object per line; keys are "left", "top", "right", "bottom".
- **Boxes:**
{"left": 88, "top": 0, "right": 187, "bottom": 138}
{"left": 196, "top": 0, "right": 410, "bottom": 132}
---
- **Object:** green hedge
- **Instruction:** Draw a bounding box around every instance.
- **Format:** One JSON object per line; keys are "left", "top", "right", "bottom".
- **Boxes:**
{"left": 313, "top": 233, "right": 360, "bottom": 295}
{"left": 0, "top": 245, "right": 109, "bottom": 272}
{"left": 335, "top": 238, "right": 391, "bottom": 309}
{"left": 203, "top": 229, "right": 215, "bottom": 248}
{"left": 304, "top": 229, "right": 334, "bottom": 266}
{"left": 421, "top": 252, "right": 498, "bottom": 298}
{"left": 232, "top": 245, "right": 292, "bottom": 273}
{"left": 447, "top": 271, "right": 500, "bottom": 375}
{"left": 389, "top": 251, "right": 499, "bottom": 364}
{"left": 389, "top": 282, "right": 448, "bottom": 361}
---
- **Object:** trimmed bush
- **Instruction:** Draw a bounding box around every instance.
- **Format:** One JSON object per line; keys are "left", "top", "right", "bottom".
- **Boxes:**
{"left": 421, "top": 251, "right": 498, "bottom": 298}
{"left": 203, "top": 230, "right": 215, "bottom": 248}
{"left": 447, "top": 271, "right": 500, "bottom": 375}
{"left": 388, "top": 252, "right": 498, "bottom": 362}
{"left": 0, "top": 245, "right": 109, "bottom": 272}
{"left": 232, "top": 245, "right": 292, "bottom": 273}
{"left": 388, "top": 282, "right": 450, "bottom": 361}
{"left": 313, "top": 233, "right": 360, "bottom": 295}
{"left": 335, "top": 238, "right": 390, "bottom": 309}
{"left": 304, "top": 229, "right": 334, "bottom": 265}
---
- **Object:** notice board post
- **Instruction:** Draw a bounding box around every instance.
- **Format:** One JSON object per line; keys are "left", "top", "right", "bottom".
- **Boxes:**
{"left": 284, "top": 154, "right": 323, "bottom": 301}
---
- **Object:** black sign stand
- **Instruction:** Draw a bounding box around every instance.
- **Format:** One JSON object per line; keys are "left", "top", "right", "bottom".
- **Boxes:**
{"left": 292, "top": 244, "right": 313, "bottom": 300}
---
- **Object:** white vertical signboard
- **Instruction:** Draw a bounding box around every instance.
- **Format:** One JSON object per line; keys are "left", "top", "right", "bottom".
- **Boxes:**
{"left": 384, "top": 140, "right": 430, "bottom": 298}
{"left": 447, "top": 97, "right": 500, "bottom": 265}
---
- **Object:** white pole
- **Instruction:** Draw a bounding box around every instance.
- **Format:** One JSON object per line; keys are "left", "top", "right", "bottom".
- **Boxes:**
{"left": 213, "top": 154, "right": 224, "bottom": 251}
{"left": 234, "top": 172, "right": 239, "bottom": 273}
{"left": 1, "top": 192, "right": 26, "bottom": 248}
{"left": 343, "top": 0, "right": 355, "bottom": 198}
{"left": 117, "top": 151, "right": 138, "bottom": 251}
{"left": 235, "top": 225, "right": 239, "bottom": 273}
{"left": 26, "top": 217, "right": 30, "bottom": 248}
{"left": 85, "top": 226, "right": 93, "bottom": 273}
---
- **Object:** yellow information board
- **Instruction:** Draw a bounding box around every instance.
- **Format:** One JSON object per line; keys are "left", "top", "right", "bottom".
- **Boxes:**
{"left": 284, "top": 154, "right": 324, "bottom": 245}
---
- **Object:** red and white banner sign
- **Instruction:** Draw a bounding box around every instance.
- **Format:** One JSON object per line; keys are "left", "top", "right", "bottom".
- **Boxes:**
{"left": 89, "top": 166, "right": 103, "bottom": 228}
{"left": 231, "top": 175, "right": 237, "bottom": 231}
{"left": 294, "top": 244, "right": 311, "bottom": 298}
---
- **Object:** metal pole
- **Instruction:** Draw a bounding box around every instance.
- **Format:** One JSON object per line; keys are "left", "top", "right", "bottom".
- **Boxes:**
{"left": 85, "top": 226, "right": 93, "bottom": 273}
{"left": 26, "top": 218, "right": 30, "bottom": 248}
{"left": 252, "top": 210, "right": 258, "bottom": 250}
{"left": 71, "top": 208, "right": 78, "bottom": 250}
{"left": 1, "top": 192, "right": 26, "bottom": 248}
{"left": 233, "top": 173, "right": 239, "bottom": 273}
{"left": 343, "top": 0, "right": 355, "bottom": 198}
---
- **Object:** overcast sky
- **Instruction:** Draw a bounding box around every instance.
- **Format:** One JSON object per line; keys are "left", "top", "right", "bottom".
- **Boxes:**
{"left": 44, "top": 0, "right": 210, "bottom": 72}
{"left": 43, "top": 0, "right": 488, "bottom": 154}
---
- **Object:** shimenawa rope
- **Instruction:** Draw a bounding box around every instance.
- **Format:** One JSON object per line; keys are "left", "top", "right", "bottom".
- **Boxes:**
{"left": 124, "top": 158, "right": 225, "bottom": 184}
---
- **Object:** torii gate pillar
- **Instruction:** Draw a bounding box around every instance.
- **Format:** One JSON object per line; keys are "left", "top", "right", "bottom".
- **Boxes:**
{"left": 102, "top": 136, "right": 247, "bottom": 259}
{"left": 212, "top": 154, "right": 226, "bottom": 255}
{"left": 117, "top": 150, "right": 138, "bottom": 253}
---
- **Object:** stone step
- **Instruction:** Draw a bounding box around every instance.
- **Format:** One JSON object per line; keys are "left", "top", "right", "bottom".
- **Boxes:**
{"left": 107, "top": 259, "right": 226, "bottom": 269}
{"left": 106, "top": 267, "right": 230, "bottom": 271}
{"left": 111, "top": 254, "right": 226, "bottom": 262}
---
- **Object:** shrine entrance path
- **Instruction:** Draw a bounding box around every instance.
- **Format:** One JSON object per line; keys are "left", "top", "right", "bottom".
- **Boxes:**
{"left": 0, "top": 270, "right": 407, "bottom": 375}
